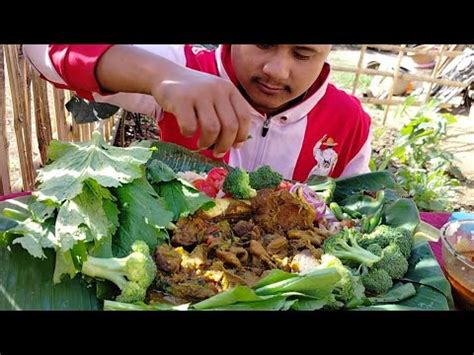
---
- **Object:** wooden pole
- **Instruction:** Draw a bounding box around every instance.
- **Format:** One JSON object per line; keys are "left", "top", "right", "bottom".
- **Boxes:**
{"left": 40, "top": 79, "right": 52, "bottom": 144}
{"left": 0, "top": 45, "right": 11, "bottom": 195}
{"left": 32, "top": 72, "right": 52, "bottom": 164}
{"left": 21, "top": 56, "right": 34, "bottom": 173}
{"left": 368, "top": 44, "right": 463, "bottom": 57}
{"left": 352, "top": 45, "right": 367, "bottom": 95}
{"left": 53, "top": 87, "right": 70, "bottom": 141}
{"left": 424, "top": 45, "right": 446, "bottom": 104}
{"left": 382, "top": 45, "right": 406, "bottom": 124}
{"left": 331, "top": 65, "right": 466, "bottom": 88}
{"left": 360, "top": 96, "right": 423, "bottom": 106}
{"left": 4, "top": 45, "right": 35, "bottom": 191}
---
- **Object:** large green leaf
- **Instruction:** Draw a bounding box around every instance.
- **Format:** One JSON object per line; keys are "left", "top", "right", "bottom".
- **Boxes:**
{"left": 0, "top": 245, "right": 99, "bottom": 310}
{"left": 193, "top": 285, "right": 265, "bottom": 310}
{"left": 154, "top": 180, "right": 215, "bottom": 221}
{"left": 334, "top": 171, "right": 406, "bottom": 203}
{"left": 383, "top": 198, "right": 420, "bottom": 234}
{"left": 400, "top": 242, "right": 454, "bottom": 309}
{"left": 398, "top": 284, "right": 450, "bottom": 310}
{"left": 55, "top": 180, "right": 118, "bottom": 252}
{"left": 148, "top": 141, "right": 228, "bottom": 174}
{"left": 113, "top": 177, "right": 174, "bottom": 257}
{"left": 35, "top": 131, "right": 152, "bottom": 203}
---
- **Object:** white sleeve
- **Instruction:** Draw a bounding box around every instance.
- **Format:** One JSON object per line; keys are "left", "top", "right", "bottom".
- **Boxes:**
{"left": 22, "top": 45, "right": 68, "bottom": 85}
{"left": 93, "top": 45, "right": 187, "bottom": 119}
{"left": 339, "top": 134, "right": 372, "bottom": 177}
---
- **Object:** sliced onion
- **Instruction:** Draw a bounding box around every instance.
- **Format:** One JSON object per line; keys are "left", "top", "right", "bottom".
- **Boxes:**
{"left": 290, "top": 183, "right": 327, "bottom": 221}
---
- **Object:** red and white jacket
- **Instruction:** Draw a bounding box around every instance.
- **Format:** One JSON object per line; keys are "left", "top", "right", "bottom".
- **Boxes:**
{"left": 22, "top": 44, "right": 372, "bottom": 182}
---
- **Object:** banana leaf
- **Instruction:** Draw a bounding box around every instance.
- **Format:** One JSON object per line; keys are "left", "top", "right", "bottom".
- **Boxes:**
{"left": 148, "top": 141, "right": 227, "bottom": 174}
{"left": 0, "top": 245, "right": 100, "bottom": 310}
{"left": 0, "top": 196, "right": 100, "bottom": 310}
{"left": 333, "top": 171, "right": 407, "bottom": 203}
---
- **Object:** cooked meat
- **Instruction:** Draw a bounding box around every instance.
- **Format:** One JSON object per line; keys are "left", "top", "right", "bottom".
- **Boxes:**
{"left": 215, "top": 248, "right": 242, "bottom": 268}
{"left": 171, "top": 217, "right": 214, "bottom": 247}
{"left": 206, "top": 260, "right": 247, "bottom": 290}
{"left": 198, "top": 198, "right": 253, "bottom": 221}
{"left": 233, "top": 220, "right": 256, "bottom": 237}
{"left": 288, "top": 238, "right": 310, "bottom": 253}
{"left": 153, "top": 186, "right": 342, "bottom": 304}
{"left": 230, "top": 246, "right": 249, "bottom": 263}
{"left": 252, "top": 189, "right": 316, "bottom": 233}
{"left": 287, "top": 229, "right": 324, "bottom": 246}
{"left": 206, "top": 236, "right": 223, "bottom": 250}
{"left": 249, "top": 240, "right": 277, "bottom": 268}
{"left": 222, "top": 199, "right": 253, "bottom": 220}
{"left": 155, "top": 244, "right": 182, "bottom": 273}
{"left": 170, "top": 280, "right": 218, "bottom": 301}
{"left": 221, "top": 269, "right": 248, "bottom": 289}
{"left": 265, "top": 235, "right": 288, "bottom": 257}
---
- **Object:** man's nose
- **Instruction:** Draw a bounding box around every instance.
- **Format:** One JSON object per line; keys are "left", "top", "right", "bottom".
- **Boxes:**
{"left": 262, "top": 57, "right": 290, "bottom": 82}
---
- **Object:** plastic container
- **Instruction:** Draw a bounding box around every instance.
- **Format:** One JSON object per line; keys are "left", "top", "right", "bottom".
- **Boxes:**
{"left": 440, "top": 219, "right": 474, "bottom": 310}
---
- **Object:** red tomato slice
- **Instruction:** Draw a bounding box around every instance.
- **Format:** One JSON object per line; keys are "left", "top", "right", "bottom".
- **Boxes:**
{"left": 206, "top": 167, "right": 228, "bottom": 190}
{"left": 192, "top": 179, "right": 218, "bottom": 198}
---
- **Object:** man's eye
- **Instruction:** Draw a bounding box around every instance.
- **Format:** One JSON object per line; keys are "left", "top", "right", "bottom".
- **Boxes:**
{"left": 294, "top": 52, "right": 311, "bottom": 60}
{"left": 256, "top": 44, "right": 274, "bottom": 50}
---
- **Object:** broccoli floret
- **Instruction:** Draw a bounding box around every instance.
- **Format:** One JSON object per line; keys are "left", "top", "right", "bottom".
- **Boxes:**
{"left": 249, "top": 165, "right": 283, "bottom": 190}
{"left": 358, "top": 225, "right": 413, "bottom": 258}
{"left": 357, "top": 224, "right": 393, "bottom": 249}
{"left": 362, "top": 268, "right": 393, "bottom": 295}
{"left": 392, "top": 228, "right": 413, "bottom": 259}
{"left": 317, "top": 254, "right": 367, "bottom": 308}
{"left": 81, "top": 240, "right": 157, "bottom": 303}
{"left": 323, "top": 229, "right": 382, "bottom": 268}
{"left": 223, "top": 168, "right": 257, "bottom": 199}
{"left": 366, "top": 243, "right": 383, "bottom": 256}
{"left": 375, "top": 243, "right": 409, "bottom": 279}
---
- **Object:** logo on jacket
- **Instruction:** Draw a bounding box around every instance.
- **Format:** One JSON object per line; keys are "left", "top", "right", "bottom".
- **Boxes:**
{"left": 191, "top": 45, "right": 212, "bottom": 55}
{"left": 309, "top": 134, "right": 338, "bottom": 176}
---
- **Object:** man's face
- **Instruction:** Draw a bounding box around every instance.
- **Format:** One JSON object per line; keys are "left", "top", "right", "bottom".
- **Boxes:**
{"left": 231, "top": 45, "right": 332, "bottom": 114}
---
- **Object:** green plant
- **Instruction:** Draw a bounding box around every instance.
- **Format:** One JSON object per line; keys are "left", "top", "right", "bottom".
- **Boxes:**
{"left": 371, "top": 98, "right": 462, "bottom": 211}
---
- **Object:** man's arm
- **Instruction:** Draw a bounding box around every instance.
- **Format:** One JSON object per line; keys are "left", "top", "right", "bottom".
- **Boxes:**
{"left": 23, "top": 44, "right": 254, "bottom": 157}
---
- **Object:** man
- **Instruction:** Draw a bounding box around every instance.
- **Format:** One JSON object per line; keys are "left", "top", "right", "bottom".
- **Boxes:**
{"left": 22, "top": 44, "right": 372, "bottom": 182}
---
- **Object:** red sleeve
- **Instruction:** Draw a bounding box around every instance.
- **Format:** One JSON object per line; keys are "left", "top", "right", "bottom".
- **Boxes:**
{"left": 48, "top": 45, "right": 114, "bottom": 99}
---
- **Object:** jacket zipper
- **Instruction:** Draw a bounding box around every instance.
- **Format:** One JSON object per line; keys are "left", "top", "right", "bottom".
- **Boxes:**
{"left": 261, "top": 116, "right": 272, "bottom": 137}
{"left": 251, "top": 115, "right": 272, "bottom": 170}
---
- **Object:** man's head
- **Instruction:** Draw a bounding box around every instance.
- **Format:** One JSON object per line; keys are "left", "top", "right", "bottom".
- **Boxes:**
{"left": 231, "top": 45, "right": 332, "bottom": 114}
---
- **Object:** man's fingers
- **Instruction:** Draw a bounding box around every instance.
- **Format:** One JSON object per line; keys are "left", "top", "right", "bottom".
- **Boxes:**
{"left": 196, "top": 101, "right": 221, "bottom": 150}
{"left": 174, "top": 105, "right": 198, "bottom": 137}
{"left": 212, "top": 98, "right": 239, "bottom": 157}
{"left": 230, "top": 91, "right": 253, "bottom": 145}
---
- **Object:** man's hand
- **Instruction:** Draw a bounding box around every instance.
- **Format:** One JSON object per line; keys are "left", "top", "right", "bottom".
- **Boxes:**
{"left": 151, "top": 69, "right": 254, "bottom": 158}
